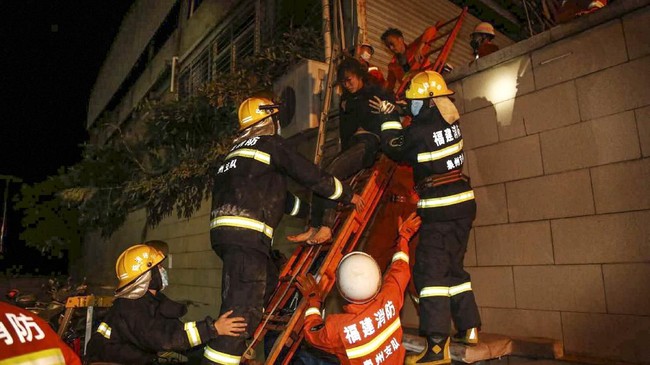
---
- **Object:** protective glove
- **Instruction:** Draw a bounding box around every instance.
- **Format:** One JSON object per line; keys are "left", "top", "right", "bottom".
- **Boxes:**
{"left": 398, "top": 212, "right": 421, "bottom": 241}
{"left": 295, "top": 274, "right": 323, "bottom": 307}
{"left": 369, "top": 96, "right": 396, "bottom": 114}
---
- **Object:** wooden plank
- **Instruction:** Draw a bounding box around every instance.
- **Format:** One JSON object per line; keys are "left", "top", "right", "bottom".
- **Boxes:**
{"left": 510, "top": 336, "right": 564, "bottom": 359}
{"left": 404, "top": 332, "right": 564, "bottom": 363}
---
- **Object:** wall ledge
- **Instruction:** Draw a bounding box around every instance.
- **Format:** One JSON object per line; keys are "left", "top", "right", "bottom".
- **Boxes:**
{"left": 447, "top": 0, "right": 650, "bottom": 83}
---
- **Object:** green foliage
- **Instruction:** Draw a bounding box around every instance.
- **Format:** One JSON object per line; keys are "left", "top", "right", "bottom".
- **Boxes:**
{"left": 14, "top": 177, "right": 81, "bottom": 258}
{"left": 16, "top": 27, "right": 323, "bottom": 250}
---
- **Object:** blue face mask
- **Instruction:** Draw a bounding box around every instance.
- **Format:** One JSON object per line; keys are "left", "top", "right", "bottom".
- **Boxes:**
{"left": 159, "top": 266, "right": 169, "bottom": 291}
{"left": 410, "top": 99, "right": 424, "bottom": 116}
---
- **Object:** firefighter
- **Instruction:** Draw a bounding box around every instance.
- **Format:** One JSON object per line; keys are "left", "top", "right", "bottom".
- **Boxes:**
{"left": 375, "top": 71, "right": 481, "bottom": 364}
{"left": 357, "top": 42, "right": 386, "bottom": 89}
{"left": 470, "top": 22, "right": 499, "bottom": 60}
{"left": 0, "top": 301, "right": 81, "bottom": 365}
{"left": 287, "top": 58, "right": 398, "bottom": 245}
{"left": 296, "top": 212, "right": 421, "bottom": 365}
{"left": 86, "top": 243, "right": 246, "bottom": 365}
{"left": 557, "top": 0, "right": 608, "bottom": 22}
{"left": 381, "top": 27, "right": 437, "bottom": 94}
{"left": 206, "top": 96, "right": 363, "bottom": 364}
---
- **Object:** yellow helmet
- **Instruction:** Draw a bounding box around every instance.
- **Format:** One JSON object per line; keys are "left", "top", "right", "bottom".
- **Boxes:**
{"left": 238, "top": 97, "right": 279, "bottom": 131}
{"left": 405, "top": 70, "right": 454, "bottom": 100}
{"left": 115, "top": 244, "right": 165, "bottom": 290}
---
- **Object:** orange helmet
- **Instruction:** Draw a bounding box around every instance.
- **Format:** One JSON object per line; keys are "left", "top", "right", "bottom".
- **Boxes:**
{"left": 405, "top": 70, "right": 454, "bottom": 100}
{"left": 238, "top": 97, "right": 279, "bottom": 131}
{"left": 115, "top": 244, "right": 165, "bottom": 290}
{"left": 472, "top": 22, "right": 495, "bottom": 37}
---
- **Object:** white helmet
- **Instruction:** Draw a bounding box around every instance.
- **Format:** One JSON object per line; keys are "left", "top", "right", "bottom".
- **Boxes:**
{"left": 336, "top": 252, "right": 382, "bottom": 304}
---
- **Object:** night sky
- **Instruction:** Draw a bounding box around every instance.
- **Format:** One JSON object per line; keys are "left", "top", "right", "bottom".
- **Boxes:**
{"left": 0, "top": 1, "right": 133, "bottom": 274}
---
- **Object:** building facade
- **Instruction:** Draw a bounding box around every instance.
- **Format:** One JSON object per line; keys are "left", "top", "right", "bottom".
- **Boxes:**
{"left": 83, "top": 0, "right": 650, "bottom": 363}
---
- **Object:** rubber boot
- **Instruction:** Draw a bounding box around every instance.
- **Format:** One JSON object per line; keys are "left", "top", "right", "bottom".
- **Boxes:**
{"left": 405, "top": 335, "right": 450, "bottom": 365}
{"left": 452, "top": 327, "right": 479, "bottom": 345}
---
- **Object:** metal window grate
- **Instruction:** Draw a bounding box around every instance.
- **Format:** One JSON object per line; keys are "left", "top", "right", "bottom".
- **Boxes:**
{"left": 179, "top": 0, "right": 258, "bottom": 97}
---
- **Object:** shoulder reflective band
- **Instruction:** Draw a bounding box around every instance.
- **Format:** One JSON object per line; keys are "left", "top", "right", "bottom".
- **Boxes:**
{"left": 420, "top": 286, "right": 450, "bottom": 298}
{"left": 417, "top": 191, "right": 474, "bottom": 209}
{"left": 0, "top": 348, "right": 66, "bottom": 365}
{"left": 328, "top": 177, "right": 343, "bottom": 200}
{"left": 391, "top": 251, "right": 409, "bottom": 263}
{"left": 305, "top": 307, "right": 321, "bottom": 318}
{"left": 97, "top": 322, "right": 112, "bottom": 339}
{"left": 184, "top": 321, "right": 201, "bottom": 347}
{"left": 290, "top": 196, "right": 301, "bottom": 216}
{"left": 210, "top": 216, "right": 273, "bottom": 238}
{"left": 381, "top": 121, "right": 403, "bottom": 131}
{"left": 225, "top": 148, "right": 271, "bottom": 165}
{"left": 346, "top": 318, "right": 401, "bottom": 359}
{"left": 203, "top": 346, "right": 241, "bottom": 365}
{"left": 449, "top": 282, "right": 472, "bottom": 296}
{"left": 417, "top": 140, "right": 463, "bottom": 163}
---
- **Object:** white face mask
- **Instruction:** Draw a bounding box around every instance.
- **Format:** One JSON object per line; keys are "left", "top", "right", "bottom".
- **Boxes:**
{"left": 360, "top": 51, "right": 372, "bottom": 62}
{"left": 410, "top": 99, "right": 424, "bottom": 117}
{"left": 159, "top": 266, "right": 169, "bottom": 291}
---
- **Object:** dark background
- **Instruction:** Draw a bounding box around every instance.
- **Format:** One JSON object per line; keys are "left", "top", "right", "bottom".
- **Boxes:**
{"left": 0, "top": 1, "right": 132, "bottom": 275}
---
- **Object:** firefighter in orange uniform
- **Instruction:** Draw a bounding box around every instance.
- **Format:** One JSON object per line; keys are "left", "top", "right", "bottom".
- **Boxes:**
{"left": 296, "top": 212, "right": 422, "bottom": 365}
{"left": 357, "top": 43, "right": 387, "bottom": 89}
{"left": 381, "top": 27, "right": 438, "bottom": 94}
{"left": 0, "top": 301, "right": 81, "bottom": 365}
{"left": 470, "top": 22, "right": 499, "bottom": 60}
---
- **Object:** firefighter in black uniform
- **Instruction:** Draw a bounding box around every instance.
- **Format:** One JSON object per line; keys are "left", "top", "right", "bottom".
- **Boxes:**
{"left": 205, "top": 96, "right": 363, "bottom": 364}
{"left": 377, "top": 70, "right": 480, "bottom": 365}
{"left": 288, "top": 58, "right": 398, "bottom": 244}
{"left": 86, "top": 243, "right": 246, "bottom": 365}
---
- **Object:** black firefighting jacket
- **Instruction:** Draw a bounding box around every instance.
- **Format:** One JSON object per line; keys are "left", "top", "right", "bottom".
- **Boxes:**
{"left": 85, "top": 292, "right": 217, "bottom": 365}
{"left": 210, "top": 134, "right": 353, "bottom": 255}
{"left": 381, "top": 105, "right": 476, "bottom": 221}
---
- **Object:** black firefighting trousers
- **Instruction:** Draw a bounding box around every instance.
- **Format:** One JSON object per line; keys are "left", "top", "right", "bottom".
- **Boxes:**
{"left": 311, "top": 137, "right": 378, "bottom": 227}
{"left": 413, "top": 217, "right": 481, "bottom": 336}
{"left": 202, "top": 245, "right": 278, "bottom": 364}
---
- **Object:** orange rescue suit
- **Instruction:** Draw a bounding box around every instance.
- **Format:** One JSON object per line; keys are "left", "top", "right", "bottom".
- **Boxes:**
{"left": 302, "top": 240, "right": 411, "bottom": 365}
{"left": 386, "top": 26, "right": 437, "bottom": 94}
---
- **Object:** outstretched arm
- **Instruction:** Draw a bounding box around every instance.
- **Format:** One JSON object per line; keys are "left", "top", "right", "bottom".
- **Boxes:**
{"left": 383, "top": 213, "right": 421, "bottom": 305}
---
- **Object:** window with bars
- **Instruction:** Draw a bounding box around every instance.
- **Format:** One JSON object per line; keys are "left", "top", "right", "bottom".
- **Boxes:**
{"left": 179, "top": 1, "right": 259, "bottom": 98}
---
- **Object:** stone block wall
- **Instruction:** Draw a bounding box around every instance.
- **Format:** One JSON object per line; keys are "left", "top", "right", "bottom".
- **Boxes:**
{"left": 445, "top": 2, "right": 650, "bottom": 363}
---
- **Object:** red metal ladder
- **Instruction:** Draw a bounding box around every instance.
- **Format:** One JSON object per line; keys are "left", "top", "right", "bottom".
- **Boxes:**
{"left": 246, "top": 156, "right": 396, "bottom": 364}
{"left": 395, "top": 6, "right": 469, "bottom": 99}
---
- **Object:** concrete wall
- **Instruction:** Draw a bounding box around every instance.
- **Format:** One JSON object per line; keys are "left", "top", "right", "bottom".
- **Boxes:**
{"left": 87, "top": 0, "right": 177, "bottom": 126}
{"left": 87, "top": 0, "right": 239, "bottom": 128}
{"left": 442, "top": 1, "right": 650, "bottom": 363}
